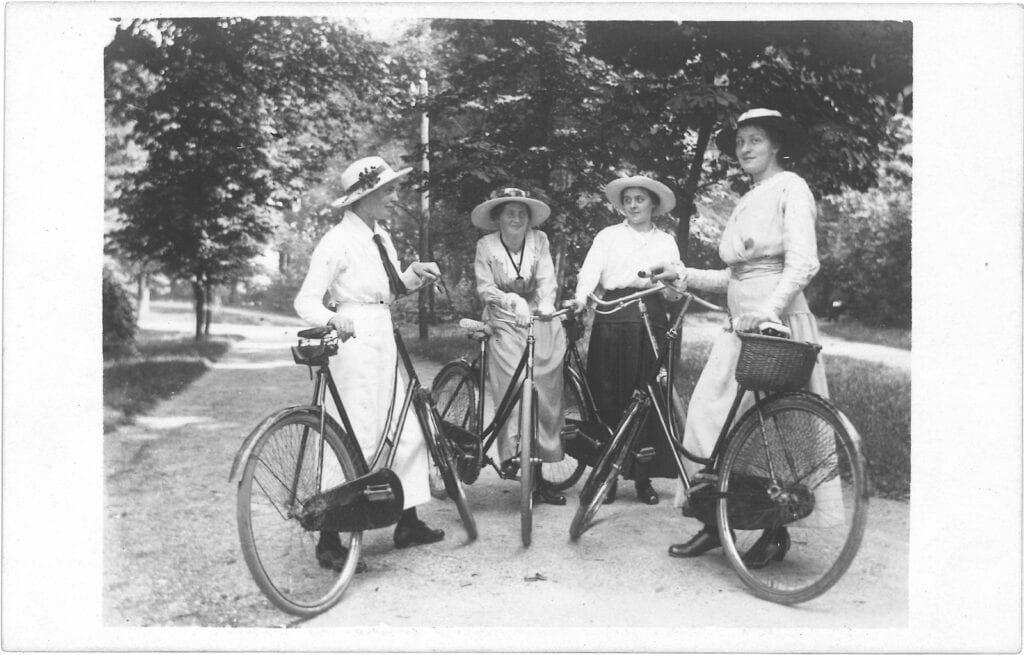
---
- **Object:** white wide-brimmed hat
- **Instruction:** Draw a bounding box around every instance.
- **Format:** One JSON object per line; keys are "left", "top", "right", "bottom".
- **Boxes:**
{"left": 714, "top": 108, "right": 810, "bottom": 161}
{"left": 470, "top": 187, "right": 552, "bottom": 231}
{"left": 330, "top": 156, "right": 412, "bottom": 208}
{"left": 604, "top": 175, "right": 676, "bottom": 216}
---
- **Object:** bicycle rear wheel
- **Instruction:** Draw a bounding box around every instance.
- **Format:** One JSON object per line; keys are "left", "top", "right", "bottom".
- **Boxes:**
{"left": 543, "top": 370, "right": 587, "bottom": 491}
{"left": 236, "top": 409, "right": 365, "bottom": 617}
{"left": 717, "top": 392, "right": 868, "bottom": 604}
{"left": 429, "top": 361, "right": 481, "bottom": 498}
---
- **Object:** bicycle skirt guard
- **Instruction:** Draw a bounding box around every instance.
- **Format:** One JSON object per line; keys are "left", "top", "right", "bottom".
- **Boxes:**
{"left": 683, "top": 475, "right": 815, "bottom": 530}
{"left": 297, "top": 468, "right": 405, "bottom": 532}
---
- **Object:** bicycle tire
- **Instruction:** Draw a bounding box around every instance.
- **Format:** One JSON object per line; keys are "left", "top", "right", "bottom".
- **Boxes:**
{"left": 236, "top": 408, "right": 366, "bottom": 617}
{"left": 429, "top": 361, "right": 481, "bottom": 498}
{"left": 716, "top": 392, "right": 868, "bottom": 604}
{"left": 420, "top": 398, "right": 478, "bottom": 542}
{"left": 569, "top": 418, "right": 635, "bottom": 540}
{"left": 543, "top": 369, "right": 588, "bottom": 491}
{"left": 519, "top": 379, "right": 536, "bottom": 547}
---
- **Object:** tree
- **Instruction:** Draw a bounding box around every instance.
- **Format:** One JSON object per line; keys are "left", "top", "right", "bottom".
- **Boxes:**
{"left": 105, "top": 18, "right": 387, "bottom": 338}
{"left": 420, "top": 19, "right": 911, "bottom": 286}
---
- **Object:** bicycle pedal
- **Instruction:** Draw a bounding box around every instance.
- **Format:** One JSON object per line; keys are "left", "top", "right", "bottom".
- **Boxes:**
{"left": 362, "top": 484, "right": 395, "bottom": 503}
{"left": 634, "top": 446, "right": 656, "bottom": 463}
{"left": 560, "top": 425, "right": 581, "bottom": 440}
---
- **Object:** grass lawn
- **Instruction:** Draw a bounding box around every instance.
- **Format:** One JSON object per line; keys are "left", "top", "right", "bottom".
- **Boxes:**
{"left": 103, "top": 329, "right": 236, "bottom": 432}
{"left": 408, "top": 325, "right": 911, "bottom": 500}
{"left": 817, "top": 316, "right": 911, "bottom": 350}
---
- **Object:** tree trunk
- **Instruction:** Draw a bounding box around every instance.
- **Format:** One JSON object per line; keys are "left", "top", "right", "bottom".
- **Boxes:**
{"left": 674, "top": 115, "right": 716, "bottom": 264}
{"left": 136, "top": 271, "right": 150, "bottom": 317}
{"left": 203, "top": 282, "right": 213, "bottom": 337}
{"left": 418, "top": 220, "right": 430, "bottom": 340}
{"left": 192, "top": 279, "right": 206, "bottom": 341}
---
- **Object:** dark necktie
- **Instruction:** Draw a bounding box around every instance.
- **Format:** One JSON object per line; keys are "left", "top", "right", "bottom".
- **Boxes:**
{"left": 372, "top": 233, "right": 408, "bottom": 297}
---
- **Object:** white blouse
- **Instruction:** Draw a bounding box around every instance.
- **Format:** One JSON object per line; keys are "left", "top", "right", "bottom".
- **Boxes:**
{"left": 294, "top": 211, "right": 423, "bottom": 326}
{"left": 574, "top": 220, "right": 682, "bottom": 300}
{"left": 474, "top": 229, "right": 558, "bottom": 313}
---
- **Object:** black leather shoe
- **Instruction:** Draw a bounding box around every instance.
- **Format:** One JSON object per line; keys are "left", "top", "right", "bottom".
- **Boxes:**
{"left": 668, "top": 526, "right": 721, "bottom": 558}
{"left": 393, "top": 520, "right": 446, "bottom": 549}
{"left": 635, "top": 479, "right": 660, "bottom": 505}
{"left": 742, "top": 527, "right": 791, "bottom": 569}
{"left": 534, "top": 482, "right": 567, "bottom": 506}
{"left": 601, "top": 478, "right": 618, "bottom": 504}
{"left": 316, "top": 539, "right": 367, "bottom": 573}
{"left": 499, "top": 458, "right": 520, "bottom": 480}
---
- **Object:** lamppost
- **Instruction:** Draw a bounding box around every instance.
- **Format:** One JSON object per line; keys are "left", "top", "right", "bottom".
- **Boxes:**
{"left": 410, "top": 69, "right": 431, "bottom": 339}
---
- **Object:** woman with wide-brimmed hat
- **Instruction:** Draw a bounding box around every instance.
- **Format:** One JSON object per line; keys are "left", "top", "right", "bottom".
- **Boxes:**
{"left": 472, "top": 187, "right": 569, "bottom": 505}
{"left": 294, "top": 155, "right": 447, "bottom": 569}
{"left": 657, "top": 108, "right": 832, "bottom": 566}
{"left": 568, "top": 174, "right": 684, "bottom": 505}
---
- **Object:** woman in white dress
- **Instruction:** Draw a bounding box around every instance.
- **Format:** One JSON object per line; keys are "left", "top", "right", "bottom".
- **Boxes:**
{"left": 294, "top": 156, "right": 446, "bottom": 569}
{"left": 472, "top": 187, "right": 568, "bottom": 505}
{"left": 663, "top": 109, "right": 830, "bottom": 567}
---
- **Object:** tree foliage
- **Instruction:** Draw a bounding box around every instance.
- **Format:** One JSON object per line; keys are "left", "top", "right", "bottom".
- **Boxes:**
{"left": 105, "top": 17, "right": 387, "bottom": 336}
{"left": 103, "top": 267, "right": 138, "bottom": 358}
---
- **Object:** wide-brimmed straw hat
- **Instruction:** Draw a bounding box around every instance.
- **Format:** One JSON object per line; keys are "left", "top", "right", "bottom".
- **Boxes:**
{"left": 330, "top": 156, "right": 412, "bottom": 208}
{"left": 604, "top": 175, "right": 676, "bottom": 216}
{"left": 470, "top": 187, "right": 551, "bottom": 231}
{"left": 714, "top": 108, "right": 810, "bottom": 161}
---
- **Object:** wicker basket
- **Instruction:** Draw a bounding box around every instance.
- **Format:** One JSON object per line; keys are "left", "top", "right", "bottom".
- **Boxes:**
{"left": 735, "top": 331, "right": 822, "bottom": 392}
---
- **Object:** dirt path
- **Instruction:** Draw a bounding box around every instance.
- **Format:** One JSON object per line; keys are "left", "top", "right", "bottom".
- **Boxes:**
{"left": 103, "top": 307, "right": 908, "bottom": 636}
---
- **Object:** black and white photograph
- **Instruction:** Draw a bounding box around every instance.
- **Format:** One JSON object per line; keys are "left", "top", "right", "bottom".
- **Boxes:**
{"left": 3, "top": 2, "right": 1021, "bottom": 652}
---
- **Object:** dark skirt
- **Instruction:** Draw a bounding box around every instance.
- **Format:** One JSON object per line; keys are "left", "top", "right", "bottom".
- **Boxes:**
{"left": 585, "top": 288, "right": 678, "bottom": 480}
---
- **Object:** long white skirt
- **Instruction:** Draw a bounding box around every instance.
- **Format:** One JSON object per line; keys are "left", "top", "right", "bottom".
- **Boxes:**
{"left": 321, "top": 303, "right": 430, "bottom": 509}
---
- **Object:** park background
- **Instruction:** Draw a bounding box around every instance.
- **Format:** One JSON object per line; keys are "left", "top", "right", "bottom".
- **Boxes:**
{"left": 4, "top": 2, "right": 1019, "bottom": 650}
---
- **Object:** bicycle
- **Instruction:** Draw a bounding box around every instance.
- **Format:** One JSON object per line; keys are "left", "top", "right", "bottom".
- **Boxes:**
{"left": 229, "top": 324, "right": 478, "bottom": 617}
{"left": 429, "top": 307, "right": 583, "bottom": 546}
{"left": 569, "top": 282, "right": 868, "bottom": 605}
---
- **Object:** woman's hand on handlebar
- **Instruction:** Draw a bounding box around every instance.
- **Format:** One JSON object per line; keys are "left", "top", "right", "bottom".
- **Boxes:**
{"left": 564, "top": 297, "right": 587, "bottom": 315}
{"left": 733, "top": 310, "right": 781, "bottom": 333}
{"left": 510, "top": 295, "right": 532, "bottom": 328}
{"left": 409, "top": 262, "right": 441, "bottom": 283}
{"left": 327, "top": 314, "right": 356, "bottom": 342}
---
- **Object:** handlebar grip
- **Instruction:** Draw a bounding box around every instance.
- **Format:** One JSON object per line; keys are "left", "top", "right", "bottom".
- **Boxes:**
{"left": 298, "top": 326, "right": 334, "bottom": 339}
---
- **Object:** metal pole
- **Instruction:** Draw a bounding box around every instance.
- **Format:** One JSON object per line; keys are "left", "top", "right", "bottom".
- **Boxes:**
{"left": 418, "top": 69, "right": 432, "bottom": 340}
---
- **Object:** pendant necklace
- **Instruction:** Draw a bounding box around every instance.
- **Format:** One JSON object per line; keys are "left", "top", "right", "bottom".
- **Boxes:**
{"left": 499, "top": 234, "right": 525, "bottom": 281}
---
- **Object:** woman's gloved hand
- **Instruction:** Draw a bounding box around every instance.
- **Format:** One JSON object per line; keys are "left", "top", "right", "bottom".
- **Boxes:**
{"left": 509, "top": 294, "right": 532, "bottom": 328}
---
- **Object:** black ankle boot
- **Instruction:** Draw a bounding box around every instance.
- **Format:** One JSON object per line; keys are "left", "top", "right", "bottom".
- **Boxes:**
{"left": 393, "top": 508, "right": 445, "bottom": 549}
{"left": 742, "top": 527, "right": 791, "bottom": 569}
{"left": 668, "top": 525, "right": 721, "bottom": 558}
{"left": 533, "top": 471, "right": 567, "bottom": 505}
{"left": 316, "top": 532, "right": 367, "bottom": 573}
{"left": 635, "top": 478, "right": 660, "bottom": 505}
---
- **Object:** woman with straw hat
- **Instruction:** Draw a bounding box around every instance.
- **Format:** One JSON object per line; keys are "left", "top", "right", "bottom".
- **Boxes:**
{"left": 294, "top": 155, "right": 447, "bottom": 570}
{"left": 568, "top": 175, "right": 684, "bottom": 506}
{"left": 658, "top": 108, "right": 831, "bottom": 567}
{"left": 472, "top": 187, "right": 568, "bottom": 506}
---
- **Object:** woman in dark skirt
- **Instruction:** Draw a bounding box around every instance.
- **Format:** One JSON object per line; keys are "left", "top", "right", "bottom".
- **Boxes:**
{"left": 568, "top": 175, "right": 684, "bottom": 504}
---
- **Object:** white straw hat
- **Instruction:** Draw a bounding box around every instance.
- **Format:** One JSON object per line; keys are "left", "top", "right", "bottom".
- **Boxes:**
{"left": 604, "top": 175, "right": 676, "bottom": 216}
{"left": 330, "top": 156, "right": 412, "bottom": 208}
{"left": 470, "top": 187, "right": 552, "bottom": 231}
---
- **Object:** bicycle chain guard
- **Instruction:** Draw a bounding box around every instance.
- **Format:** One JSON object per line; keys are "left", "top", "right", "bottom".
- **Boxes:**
{"left": 297, "top": 468, "right": 405, "bottom": 532}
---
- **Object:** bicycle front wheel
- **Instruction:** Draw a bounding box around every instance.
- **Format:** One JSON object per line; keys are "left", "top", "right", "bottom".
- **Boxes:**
{"left": 236, "top": 409, "right": 365, "bottom": 617}
{"left": 717, "top": 392, "right": 868, "bottom": 604}
{"left": 519, "top": 380, "right": 536, "bottom": 547}
{"left": 542, "top": 370, "right": 588, "bottom": 491}
{"left": 420, "top": 398, "right": 478, "bottom": 542}
{"left": 569, "top": 411, "right": 637, "bottom": 540}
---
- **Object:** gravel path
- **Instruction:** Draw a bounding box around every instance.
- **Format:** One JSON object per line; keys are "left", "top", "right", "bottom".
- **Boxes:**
{"left": 103, "top": 307, "right": 909, "bottom": 636}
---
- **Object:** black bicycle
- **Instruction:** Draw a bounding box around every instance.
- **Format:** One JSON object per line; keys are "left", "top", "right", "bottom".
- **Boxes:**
{"left": 229, "top": 325, "right": 477, "bottom": 617}
{"left": 569, "top": 283, "right": 868, "bottom": 605}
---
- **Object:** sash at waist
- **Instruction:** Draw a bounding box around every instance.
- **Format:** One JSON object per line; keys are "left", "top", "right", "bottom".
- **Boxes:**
{"left": 731, "top": 257, "right": 784, "bottom": 281}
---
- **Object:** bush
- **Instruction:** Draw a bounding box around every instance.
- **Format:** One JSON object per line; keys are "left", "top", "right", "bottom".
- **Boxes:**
{"left": 103, "top": 267, "right": 138, "bottom": 358}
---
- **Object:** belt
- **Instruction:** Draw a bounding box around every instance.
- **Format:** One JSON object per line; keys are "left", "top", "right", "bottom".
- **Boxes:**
{"left": 731, "top": 257, "right": 784, "bottom": 281}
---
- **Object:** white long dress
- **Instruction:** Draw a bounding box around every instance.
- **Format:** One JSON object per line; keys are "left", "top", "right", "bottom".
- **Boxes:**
{"left": 294, "top": 211, "right": 430, "bottom": 509}
{"left": 675, "top": 172, "right": 840, "bottom": 527}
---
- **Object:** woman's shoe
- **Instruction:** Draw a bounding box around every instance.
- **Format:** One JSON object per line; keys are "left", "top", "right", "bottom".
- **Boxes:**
{"left": 316, "top": 534, "right": 367, "bottom": 573}
{"left": 635, "top": 479, "right": 660, "bottom": 505}
{"left": 533, "top": 482, "right": 567, "bottom": 506}
{"left": 602, "top": 479, "right": 618, "bottom": 504}
{"left": 741, "top": 527, "right": 791, "bottom": 569}
{"left": 499, "top": 457, "right": 520, "bottom": 480}
{"left": 393, "top": 519, "right": 446, "bottom": 549}
{"left": 668, "top": 525, "right": 721, "bottom": 558}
